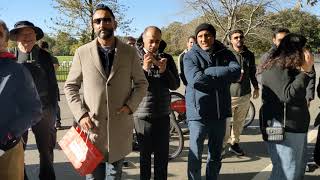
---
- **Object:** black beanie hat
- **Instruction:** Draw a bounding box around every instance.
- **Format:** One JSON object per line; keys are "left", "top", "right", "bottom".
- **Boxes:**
{"left": 195, "top": 23, "right": 216, "bottom": 38}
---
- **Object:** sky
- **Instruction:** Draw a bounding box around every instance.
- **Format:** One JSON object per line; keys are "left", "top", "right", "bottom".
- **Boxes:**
{"left": 0, "top": 0, "right": 319, "bottom": 38}
{"left": 0, "top": 0, "right": 196, "bottom": 37}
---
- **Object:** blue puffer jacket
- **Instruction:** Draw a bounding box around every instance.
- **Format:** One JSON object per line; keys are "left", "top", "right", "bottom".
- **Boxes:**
{"left": 0, "top": 57, "right": 42, "bottom": 142}
{"left": 183, "top": 41, "right": 240, "bottom": 122}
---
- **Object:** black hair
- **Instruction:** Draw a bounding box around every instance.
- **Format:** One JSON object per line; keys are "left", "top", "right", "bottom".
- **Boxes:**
{"left": 272, "top": 28, "right": 290, "bottom": 39}
{"left": 94, "top": 4, "right": 115, "bottom": 19}
{"left": 126, "top": 36, "right": 136, "bottom": 41}
{"left": 260, "top": 33, "right": 307, "bottom": 71}
{"left": 188, "top": 35, "right": 196, "bottom": 41}
{"left": 39, "top": 41, "right": 49, "bottom": 49}
{"left": 229, "top": 29, "right": 244, "bottom": 39}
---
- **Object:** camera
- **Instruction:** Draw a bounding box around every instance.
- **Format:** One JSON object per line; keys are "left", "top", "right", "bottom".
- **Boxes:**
{"left": 155, "top": 53, "right": 165, "bottom": 61}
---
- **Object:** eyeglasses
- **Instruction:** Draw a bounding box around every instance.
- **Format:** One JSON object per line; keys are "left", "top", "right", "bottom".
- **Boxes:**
{"left": 93, "top": 17, "right": 112, "bottom": 24}
{"left": 233, "top": 35, "right": 244, "bottom": 40}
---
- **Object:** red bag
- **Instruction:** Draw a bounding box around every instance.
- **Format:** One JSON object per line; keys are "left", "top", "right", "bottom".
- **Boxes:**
{"left": 58, "top": 126, "right": 104, "bottom": 176}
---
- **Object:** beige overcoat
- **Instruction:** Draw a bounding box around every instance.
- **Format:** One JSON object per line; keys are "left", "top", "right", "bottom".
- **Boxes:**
{"left": 64, "top": 38, "right": 148, "bottom": 163}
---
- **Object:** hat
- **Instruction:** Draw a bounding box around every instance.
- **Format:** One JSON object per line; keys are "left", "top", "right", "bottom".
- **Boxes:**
{"left": 195, "top": 23, "right": 216, "bottom": 38}
{"left": 9, "top": 21, "right": 44, "bottom": 41}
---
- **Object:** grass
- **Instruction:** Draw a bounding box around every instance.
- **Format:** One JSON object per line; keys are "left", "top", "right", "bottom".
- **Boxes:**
{"left": 56, "top": 56, "right": 73, "bottom": 63}
{"left": 55, "top": 56, "right": 73, "bottom": 82}
{"left": 55, "top": 55, "right": 180, "bottom": 82}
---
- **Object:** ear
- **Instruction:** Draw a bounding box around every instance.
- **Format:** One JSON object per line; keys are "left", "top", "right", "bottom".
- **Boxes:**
{"left": 272, "top": 37, "right": 276, "bottom": 44}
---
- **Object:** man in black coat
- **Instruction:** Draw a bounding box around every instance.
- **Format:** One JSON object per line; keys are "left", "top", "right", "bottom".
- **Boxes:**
{"left": 313, "top": 73, "right": 320, "bottom": 166}
{"left": 10, "top": 21, "right": 58, "bottom": 180}
{"left": 134, "top": 26, "right": 180, "bottom": 180}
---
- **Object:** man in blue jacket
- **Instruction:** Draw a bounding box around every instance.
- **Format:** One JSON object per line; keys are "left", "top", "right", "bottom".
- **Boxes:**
{"left": 0, "top": 19, "right": 42, "bottom": 180}
{"left": 183, "top": 23, "right": 240, "bottom": 180}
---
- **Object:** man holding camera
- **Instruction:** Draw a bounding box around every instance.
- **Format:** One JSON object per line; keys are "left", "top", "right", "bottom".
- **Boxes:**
{"left": 134, "top": 26, "right": 180, "bottom": 179}
{"left": 10, "top": 21, "right": 58, "bottom": 180}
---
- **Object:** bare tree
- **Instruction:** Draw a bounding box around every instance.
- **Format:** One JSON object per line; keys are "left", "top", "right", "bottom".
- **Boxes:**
{"left": 52, "top": 0, "right": 133, "bottom": 40}
{"left": 307, "top": 0, "right": 318, "bottom": 5}
{"left": 184, "top": 0, "right": 279, "bottom": 43}
{"left": 295, "top": 0, "right": 318, "bottom": 7}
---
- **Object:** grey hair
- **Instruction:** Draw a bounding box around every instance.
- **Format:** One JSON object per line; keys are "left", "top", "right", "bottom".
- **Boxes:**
{"left": 0, "top": 19, "right": 9, "bottom": 42}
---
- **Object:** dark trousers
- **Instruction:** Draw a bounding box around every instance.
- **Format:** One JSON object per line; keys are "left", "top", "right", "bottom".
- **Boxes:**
{"left": 134, "top": 115, "right": 170, "bottom": 180}
{"left": 314, "top": 126, "right": 320, "bottom": 166}
{"left": 23, "top": 106, "right": 57, "bottom": 180}
{"left": 55, "top": 102, "right": 61, "bottom": 122}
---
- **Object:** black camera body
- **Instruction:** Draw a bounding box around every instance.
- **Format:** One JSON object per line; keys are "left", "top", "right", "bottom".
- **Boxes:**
{"left": 155, "top": 53, "right": 165, "bottom": 61}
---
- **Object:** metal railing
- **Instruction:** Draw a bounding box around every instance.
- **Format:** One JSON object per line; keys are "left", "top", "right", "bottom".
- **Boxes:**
{"left": 56, "top": 61, "right": 72, "bottom": 82}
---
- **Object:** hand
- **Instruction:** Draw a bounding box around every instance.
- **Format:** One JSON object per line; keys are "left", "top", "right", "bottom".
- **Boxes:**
{"left": 252, "top": 88, "right": 259, "bottom": 99}
{"left": 158, "top": 58, "right": 167, "bottom": 73}
{"left": 301, "top": 49, "right": 314, "bottom": 72}
{"left": 143, "top": 53, "right": 154, "bottom": 71}
{"left": 79, "top": 113, "right": 94, "bottom": 131}
{"left": 117, "top": 105, "right": 132, "bottom": 115}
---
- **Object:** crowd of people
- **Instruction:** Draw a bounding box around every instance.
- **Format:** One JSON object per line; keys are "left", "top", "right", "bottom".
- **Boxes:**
{"left": 1, "top": 3, "right": 320, "bottom": 180}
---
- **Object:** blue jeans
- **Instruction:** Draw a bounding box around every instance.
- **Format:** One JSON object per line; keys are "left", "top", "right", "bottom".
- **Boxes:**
{"left": 267, "top": 132, "right": 307, "bottom": 180}
{"left": 86, "top": 158, "right": 124, "bottom": 180}
{"left": 187, "top": 119, "right": 226, "bottom": 180}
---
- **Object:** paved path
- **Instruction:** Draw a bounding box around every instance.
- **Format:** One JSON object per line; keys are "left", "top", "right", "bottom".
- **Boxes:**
{"left": 25, "top": 64, "right": 320, "bottom": 179}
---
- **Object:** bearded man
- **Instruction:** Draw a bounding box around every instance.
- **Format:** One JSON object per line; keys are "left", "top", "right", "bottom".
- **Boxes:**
{"left": 64, "top": 4, "right": 148, "bottom": 180}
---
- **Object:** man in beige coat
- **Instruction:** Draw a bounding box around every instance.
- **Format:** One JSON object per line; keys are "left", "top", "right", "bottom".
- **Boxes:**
{"left": 64, "top": 4, "right": 148, "bottom": 180}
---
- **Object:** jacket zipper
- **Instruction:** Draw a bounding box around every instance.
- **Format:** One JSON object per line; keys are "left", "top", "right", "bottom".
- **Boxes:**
{"left": 193, "top": 89, "right": 197, "bottom": 113}
{"left": 216, "top": 91, "right": 220, "bottom": 119}
{"left": 213, "top": 53, "right": 221, "bottom": 120}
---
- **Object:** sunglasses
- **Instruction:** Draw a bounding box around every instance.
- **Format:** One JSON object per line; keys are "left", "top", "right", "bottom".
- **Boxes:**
{"left": 93, "top": 17, "right": 112, "bottom": 24}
